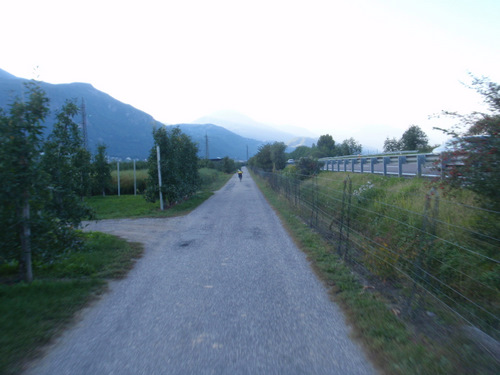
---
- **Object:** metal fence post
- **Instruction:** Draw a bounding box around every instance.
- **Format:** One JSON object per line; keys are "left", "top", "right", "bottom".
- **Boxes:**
{"left": 417, "top": 155, "right": 425, "bottom": 178}
{"left": 370, "top": 158, "right": 377, "bottom": 174}
{"left": 398, "top": 155, "right": 407, "bottom": 177}
{"left": 405, "top": 187, "right": 439, "bottom": 315}
{"left": 383, "top": 157, "right": 390, "bottom": 176}
{"left": 337, "top": 178, "right": 347, "bottom": 255}
{"left": 344, "top": 176, "right": 352, "bottom": 259}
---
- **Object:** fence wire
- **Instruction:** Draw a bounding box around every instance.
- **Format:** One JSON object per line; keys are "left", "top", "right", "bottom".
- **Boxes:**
{"left": 252, "top": 167, "right": 500, "bottom": 365}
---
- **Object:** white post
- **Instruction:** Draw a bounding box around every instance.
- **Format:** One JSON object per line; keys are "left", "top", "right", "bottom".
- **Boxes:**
{"left": 157, "top": 146, "right": 164, "bottom": 210}
{"left": 117, "top": 161, "right": 120, "bottom": 196}
{"left": 133, "top": 159, "right": 137, "bottom": 196}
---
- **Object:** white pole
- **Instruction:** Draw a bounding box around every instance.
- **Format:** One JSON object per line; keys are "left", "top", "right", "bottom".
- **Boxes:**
{"left": 117, "top": 161, "right": 120, "bottom": 196}
{"left": 133, "top": 159, "right": 137, "bottom": 196}
{"left": 157, "top": 146, "right": 164, "bottom": 210}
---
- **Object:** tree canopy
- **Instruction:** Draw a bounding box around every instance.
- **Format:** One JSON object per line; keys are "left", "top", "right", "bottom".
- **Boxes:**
{"left": 249, "top": 142, "right": 287, "bottom": 172}
{"left": 145, "top": 126, "right": 200, "bottom": 206}
{"left": 383, "top": 125, "right": 430, "bottom": 153}
{"left": 0, "top": 83, "right": 96, "bottom": 281}
{"left": 437, "top": 75, "right": 500, "bottom": 212}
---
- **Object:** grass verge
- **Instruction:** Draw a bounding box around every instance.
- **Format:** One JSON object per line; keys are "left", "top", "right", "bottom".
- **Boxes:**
{"left": 251, "top": 170, "right": 458, "bottom": 375}
{"left": 1, "top": 169, "right": 232, "bottom": 374}
{"left": 0, "top": 233, "right": 143, "bottom": 375}
{"left": 86, "top": 170, "right": 232, "bottom": 219}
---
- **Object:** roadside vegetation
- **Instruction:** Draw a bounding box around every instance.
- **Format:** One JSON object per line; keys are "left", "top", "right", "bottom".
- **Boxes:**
{"left": 245, "top": 77, "right": 499, "bottom": 374}
{"left": 0, "top": 233, "right": 142, "bottom": 375}
{"left": 250, "top": 169, "right": 499, "bottom": 375}
{"left": 88, "top": 168, "right": 231, "bottom": 219}
{"left": 0, "top": 166, "right": 232, "bottom": 375}
{"left": 0, "top": 81, "right": 238, "bottom": 375}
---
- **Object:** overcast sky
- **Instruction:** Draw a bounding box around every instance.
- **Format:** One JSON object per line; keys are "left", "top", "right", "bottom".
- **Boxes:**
{"left": 2, "top": 0, "right": 499, "bottom": 150}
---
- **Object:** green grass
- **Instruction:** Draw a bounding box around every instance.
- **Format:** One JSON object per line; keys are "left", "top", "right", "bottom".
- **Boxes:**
{"left": 1, "top": 168, "right": 233, "bottom": 374}
{"left": 250, "top": 170, "right": 492, "bottom": 375}
{"left": 87, "top": 169, "right": 232, "bottom": 219}
{"left": 0, "top": 232, "right": 142, "bottom": 375}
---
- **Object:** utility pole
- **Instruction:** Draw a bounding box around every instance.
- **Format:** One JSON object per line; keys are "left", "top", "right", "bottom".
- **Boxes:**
{"left": 81, "top": 98, "right": 88, "bottom": 150}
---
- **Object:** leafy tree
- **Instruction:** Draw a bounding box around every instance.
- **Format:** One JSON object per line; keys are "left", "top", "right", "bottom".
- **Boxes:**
{"left": 399, "top": 125, "right": 429, "bottom": 151}
{"left": 288, "top": 145, "right": 312, "bottom": 160}
{"left": 221, "top": 156, "right": 236, "bottom": 173}
{"left": 0, "top": 82, "right": 49, "bottom": 282}
{"left": 437, "top": 75, "right": 500, "bottom": 211}
{"left": 41, "top": 100, "right": 92, "bottom": 226}
{"left": 383, "top": 137, "right": 401, "bottom": 152}
{"left": 250, "top": 144, "right": 273, "bottom": 171}
{"left": 317, "top": 134, "right": 336, "bottom": 156}
{"left": 270, "top": 142, "right": 287, "bottom": 171}
{"left": 145, "top": 126, "right": 200, "bottom": 206}
{"left": 296, "top": 156, "right": 322, "bottom": 179}
{"left": 92, "top": 143, "right": 112, "bottom": 196}
{"left": 249, "top": 142, "right": 287, "bottom": 172}
{"left": 338, "top": 137, "right": 362, "bottom": 156}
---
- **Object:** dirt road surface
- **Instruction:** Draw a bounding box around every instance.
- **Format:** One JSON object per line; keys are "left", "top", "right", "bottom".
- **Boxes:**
{"left": 24, "top": 169, "right": 376, "bottom": 375}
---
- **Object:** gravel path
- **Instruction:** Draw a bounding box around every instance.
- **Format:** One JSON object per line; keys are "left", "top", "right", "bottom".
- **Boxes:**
{"left": 24, "top": 168, "right": 377, "bottom": 375}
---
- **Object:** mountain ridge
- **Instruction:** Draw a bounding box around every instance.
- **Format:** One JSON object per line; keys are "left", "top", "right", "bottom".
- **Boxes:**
{"left": 0, "top": 69, "right": 318, "bottom": 160}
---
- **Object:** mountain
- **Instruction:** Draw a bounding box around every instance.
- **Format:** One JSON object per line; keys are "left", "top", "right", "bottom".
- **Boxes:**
{"left": 0, "top": 69, "right": 310, "bottom": 160}
{"left": 193, "top": 110, "right": 318, "bottom": 147}
{"left": 0, "top": 68, "right": 159, "bottom": 159}
{"left": 165, "top": 123, "right": 263, "bottom": 160}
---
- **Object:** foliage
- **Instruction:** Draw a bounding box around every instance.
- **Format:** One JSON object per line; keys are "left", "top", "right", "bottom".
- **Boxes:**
{"left": 316, "top": 134, "right": 336, "bottom": 156}
{"left": 383, "top": 125, "right": 430, "bottom": 153}
{"left": 144, "top": 126, "right": 200, "bottom": 206}
{"left": 221, "top": 156, "right": 237, "bottom": 173}
{"left": 296, "top": 156, "right": 322, "bottom": 179}
{"left": 0, "top": 82, "right": 49, "bottom": 281}
{"left": 41, "top": 100, "right": 93, "bottom": 226}
{"left": 270, "top": 142, "right": 287, "bottom": 170}
{"left": 399, "top": 125, "right": 430, "bottom": 151}
{"left": 437, "top": 75, "right": 500, "bottom": 212}
{"left": 92, "top": 143, "right": 112, "bottom": 196}
{"left": 0, "top": 83, "right": 96, "bottom": 281}
{"left": 338, "top": 137, "right": 362, "bottom": 155}
{"left": 249, "top": 143, "right": 273, "bottom": 171}
{"left": 249, "top": 141, "right": 287, "bottom": 171}
{"left": 0, "top": 232, "right": 142, "bottom": 375}
{"left": 251, "top": 171, "right": 462, "bottom": 375}
{"left": 86, "top": 168, "right": 230, "bottom": 219}
{"left": 287, "top": 145, "right": 312, "bottom": 160}
{"left": 383, "top": 137, "right": 401, "bottom": 152}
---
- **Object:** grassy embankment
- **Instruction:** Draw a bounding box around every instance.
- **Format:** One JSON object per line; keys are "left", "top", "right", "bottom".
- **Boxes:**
{"left": 250, "top": 169, "right": 498, "bottom": 375}
{"left": 0, "top": 168, "right": 232, "bottom": 375}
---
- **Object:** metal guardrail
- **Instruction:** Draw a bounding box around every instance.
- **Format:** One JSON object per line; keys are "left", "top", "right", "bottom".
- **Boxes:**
{"left": 318, "top": 153, "right": 441, "bottom": 178}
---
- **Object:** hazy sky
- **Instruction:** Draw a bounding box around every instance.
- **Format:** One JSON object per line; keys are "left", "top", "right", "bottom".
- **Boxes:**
{"left": 2, "top": 0, "right": 499, "bottom": 150}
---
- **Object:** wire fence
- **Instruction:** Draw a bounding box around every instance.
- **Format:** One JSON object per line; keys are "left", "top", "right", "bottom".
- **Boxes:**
{"left": 252, "top": 167, "right": 500, "bottom": 365}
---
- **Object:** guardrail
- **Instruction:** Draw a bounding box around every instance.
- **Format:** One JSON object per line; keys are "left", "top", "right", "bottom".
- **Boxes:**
{"left": 319, "top": 153, "right": 441, "bottom": 178}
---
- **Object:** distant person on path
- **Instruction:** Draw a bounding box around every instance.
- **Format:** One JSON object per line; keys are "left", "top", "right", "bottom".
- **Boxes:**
{"left": 237, "top": 169, "right": 243, "bottom": 181}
